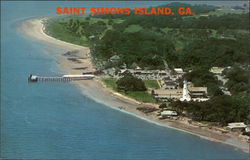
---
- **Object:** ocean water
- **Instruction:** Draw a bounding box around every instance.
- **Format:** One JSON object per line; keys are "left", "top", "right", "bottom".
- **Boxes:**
{"left": 1, "top": 1, "right": 249, "bottom": 160}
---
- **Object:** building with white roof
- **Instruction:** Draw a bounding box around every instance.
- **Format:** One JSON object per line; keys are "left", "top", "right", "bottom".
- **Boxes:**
{"left": 161, "top": 110, "right": 178, "bottom": 118}
{"left": 209, "top": 67, "right": 225, "bottom": 74}
{"left": 174, "top": 68, "right": 184, "bottom": 74}
{"left": 227, "top": 122, "right": 247, "bottom": 131}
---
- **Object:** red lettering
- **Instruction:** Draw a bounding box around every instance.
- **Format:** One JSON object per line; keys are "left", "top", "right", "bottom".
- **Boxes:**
{"left": 178, "top": 8, "right": 194, "bottom": 15}
{"left": 89, "top": 7, "right": 95, "bottom": 15}
{"left": 164, "top": 8, "right": 172, "bottom": 15}
{"left": 56, "top": 7, "right": 63, "bottom": 14}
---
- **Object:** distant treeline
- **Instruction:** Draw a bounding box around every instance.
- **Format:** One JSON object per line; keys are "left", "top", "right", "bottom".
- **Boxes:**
{"left": 95, "top": 3, "right": 218, "bottom": 18}
{"left": 95, "top": 3, "right": 249, "bottom": 30}
{"left": 110, "top": 13, "right": 249, "bottom": 30}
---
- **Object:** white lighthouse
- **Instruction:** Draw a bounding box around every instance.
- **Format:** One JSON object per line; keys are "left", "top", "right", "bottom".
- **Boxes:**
{"left": 180, "top": 80, "right": 191, "bottom": 101}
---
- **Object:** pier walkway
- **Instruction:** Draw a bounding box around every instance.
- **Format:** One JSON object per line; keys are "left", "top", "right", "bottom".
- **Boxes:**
{"left": 28, "top": 74, "right": 94, "bottom": 82}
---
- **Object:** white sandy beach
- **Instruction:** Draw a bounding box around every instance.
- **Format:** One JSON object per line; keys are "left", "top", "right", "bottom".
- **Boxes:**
{"left": 18, "top": 18, "right": 249, "bottom": 153}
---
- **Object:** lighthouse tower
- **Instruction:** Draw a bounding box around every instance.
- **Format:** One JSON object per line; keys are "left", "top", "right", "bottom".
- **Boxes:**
{"left": 180, "top": 80, "right": 191, "bottom": 101}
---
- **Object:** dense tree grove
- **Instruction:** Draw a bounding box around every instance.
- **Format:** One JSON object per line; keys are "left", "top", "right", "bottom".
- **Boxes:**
{"left": 179, "top": 38, "right": 250, "bottom": 68}
{"left": 116, "top": 75, "right": 147, "bottom": 92}
{"left": 94, "top": 29, "right": 175, "bottom": 69}
{"left": 171, "top": 93, "right": 249, "bottom": 125}
{"left": 224, "top": 67, "right": 250, "bottom": 95}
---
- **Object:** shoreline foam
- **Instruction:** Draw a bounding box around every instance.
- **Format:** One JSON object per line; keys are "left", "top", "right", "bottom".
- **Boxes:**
{"left": 18, "top": 17, "right": 249, "bottom": 153}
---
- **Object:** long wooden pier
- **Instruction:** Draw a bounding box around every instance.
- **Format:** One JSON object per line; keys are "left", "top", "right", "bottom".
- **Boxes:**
{"left": 37, "top": 76, "right": 72, "bottom": 82}
{"left": 28, "top": 74, "right": 94, "bottom": 82}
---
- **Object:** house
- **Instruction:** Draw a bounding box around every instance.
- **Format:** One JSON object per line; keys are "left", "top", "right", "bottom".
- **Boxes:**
{"left": 174, "top": 68, "right": 184, "bottom": 74}
{"left": 153, "top": 89, "right": 183, "bottom": 101}
{"left": 226, "top": 122, "right": 247, "bottom": 131}
{"left": 109, "top": 55, "right": 120, "bottom": 63}
{"left": 135, "top": 66, "right": 142, "bottom": 70}
{"left": 164, "top": 81, "right": 178, "bottom": 89}
{"left": 189, "top": 87, "right": 209, "bottom": 102}
{"left": 163, "top": 76, "right": 171, "bottom": 81}
{"left": 209, "top": 67, "right": 225, "bottom": 74}
{"left": 158, "top": 70, "right": 168, "bottom": 76}
{"left": 161, "top": 110, "right": 178, "bottom": 117}
{"left": 189, "top": 87, "right": 208, "bottom": 98}
{"left": 105, "top": 67, "right": 117, "bottom": 77}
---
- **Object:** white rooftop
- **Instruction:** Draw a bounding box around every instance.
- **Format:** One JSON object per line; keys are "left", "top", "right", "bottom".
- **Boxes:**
{"left": 174, "top": 68, "right": 184, "bottom": 73}
{"left": 227, "top": 122, "right": 247, "bottom": 129}
{"left": 161, "top": 110, "right": 178, "bottom": 116}
{"left": 210, "top": 67, "right": 225, "bottom": 74}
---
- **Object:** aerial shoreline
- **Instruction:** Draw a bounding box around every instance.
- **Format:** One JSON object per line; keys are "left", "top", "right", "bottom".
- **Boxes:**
{"left": 18, "top": 17, "right": 249, "bottom": 153}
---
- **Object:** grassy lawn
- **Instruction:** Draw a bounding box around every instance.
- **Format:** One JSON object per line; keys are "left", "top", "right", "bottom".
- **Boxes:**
{"left": 125, "top": 91, "right": 157, "bottom": 103}
{"left": 144, "top": 80, "right": 160, "bottom": 89}
{"left": 45, "top": 19, "right": 89, "bottom": 46}
{"left": 160, "top": 27, "right": 248, "bottom": 50}
{"left": 208, "top": 7, "right": 246, "bottom": 16}
{"left": 87, "top": 17, "right": 124, "bottom": 25}
{"left": 191, "top": 7, "right": 247, "bottom": 18}
{"left": 124, "top": 24, "right": 143, "bottom": 33}
{"left": 101, "top": 78, "right": 117, "bottom": 90}
{"left": 101, "top": 78, "right": 157, "bottom": 103}
{"left": 45, "top": 17, "right": 123, "bottom": 47}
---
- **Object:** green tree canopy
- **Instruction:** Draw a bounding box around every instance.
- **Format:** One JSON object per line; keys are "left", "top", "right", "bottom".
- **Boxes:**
{"left": 116, "top": 75, "right": 147, "bottom": 91}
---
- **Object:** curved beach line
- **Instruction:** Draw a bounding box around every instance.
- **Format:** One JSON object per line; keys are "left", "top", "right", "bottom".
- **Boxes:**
{"left": 18, "top": 17, "right": 250, "bottom": 153}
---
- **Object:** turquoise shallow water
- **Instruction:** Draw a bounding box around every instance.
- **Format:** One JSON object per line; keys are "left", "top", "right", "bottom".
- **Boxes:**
{"left": 1, "top": 1, "right": 249, "bottom": 160}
